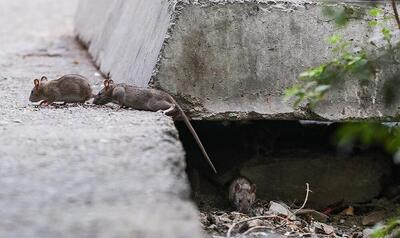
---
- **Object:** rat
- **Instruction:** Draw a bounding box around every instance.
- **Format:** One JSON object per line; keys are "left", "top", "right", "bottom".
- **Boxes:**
{"left": 229, "top": 177, "right": 257, "bottom": 213}
{"left": 93, "top": 79, "right": 217, "bottom": 173}
{"left": 29, "top": 74, "right": 92, "bottom": 106}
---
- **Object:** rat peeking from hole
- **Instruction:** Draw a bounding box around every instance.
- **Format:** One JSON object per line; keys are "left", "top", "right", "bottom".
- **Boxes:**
{"left": 229, "top": 177, "right": 257, "bottom": 214}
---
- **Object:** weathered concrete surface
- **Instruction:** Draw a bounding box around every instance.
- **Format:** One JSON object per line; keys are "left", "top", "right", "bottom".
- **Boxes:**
{"left": 75, "top": 0, "right": 173, "bottom": 87}
{"left": 75, "top": 0, "right": 399, "bottom": 121}
{"left": 0, "top": 0, "right": 203, "bottom": 237}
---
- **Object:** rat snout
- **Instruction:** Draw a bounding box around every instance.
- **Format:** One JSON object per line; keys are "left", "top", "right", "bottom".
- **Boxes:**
{"left": 29, "top": 96, "right": 36, "bottom": 102}
{"left": 237, "top": 199, "right": 252, "bottom": 214}
{"left": 29, "top": 92, "right": 41, "bottom": 102}
{"left": 239, "top": 205, "right": 250, "bottom": 214}
{"left": 92, "top": 88, "right": 112, "bottom": 105}
{"left": 92, "top": 95, "right": 101, "bottom": 105}
{"left": 92, "top": 94, "right": 109, "bottom": 105}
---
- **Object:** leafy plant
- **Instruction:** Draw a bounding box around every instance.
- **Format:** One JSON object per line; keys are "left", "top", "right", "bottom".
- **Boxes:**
{"left": 284, "top": 2, "right": 400, "bottom": 234}
{"left": 371, "top": 217, "right": 400, "bottom": 238}
{"left": 285, "top": 33, "right": 375, "bottom": 107}
{"left": 336, "top": 122, "right": 400, "bottom": 156}
{"left": 284, "top": 4, "right": 396, "bottom": 108}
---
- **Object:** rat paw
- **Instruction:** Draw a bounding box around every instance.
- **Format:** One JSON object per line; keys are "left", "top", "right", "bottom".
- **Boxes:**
{"left": 156, "top": 109, "right": 166, "bottom": 115}
{"left": 39, "top": 101, "right": 49, "bottom": 107}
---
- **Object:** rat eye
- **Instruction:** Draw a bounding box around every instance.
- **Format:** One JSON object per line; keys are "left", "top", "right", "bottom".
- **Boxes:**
{"left": 238, "top": 199, "right": 242, "bottom": 203}
{"left": 248, "top": 199, "right": 251, "bottom": 203}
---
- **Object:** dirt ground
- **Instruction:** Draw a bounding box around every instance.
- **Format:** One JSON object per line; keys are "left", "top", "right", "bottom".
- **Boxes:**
{"left": 196, "top": 191, "right": 400, "bottom": 238}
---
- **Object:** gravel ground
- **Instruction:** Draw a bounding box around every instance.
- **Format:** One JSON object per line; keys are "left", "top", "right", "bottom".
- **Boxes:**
{"left": 0, "top": 1, "right": 203, "bottom": 237}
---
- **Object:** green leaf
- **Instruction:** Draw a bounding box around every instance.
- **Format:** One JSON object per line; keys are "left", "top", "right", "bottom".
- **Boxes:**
{"left": 382, "top": 27, "right": 392, "bottom": 42}
{"left": 382, "top": 28, "right": 391, "bottom": 35}
{"left": 328, "top": 35, "right": 342, "bottom": 44}
{"left": 284, "top": 85, "right": 300, "bottom": 97}
{"left": 382, "top": 27, "right": 392, "bottom": 36}
{"left": 347, "top": 56, "right": 363, "bottom": 66}
{"left": 335, "top": 8, "right": 348, "bottom": 26}
{"left": 315, "top": 85, "right": 331, "bottom": 93}
{"left": 299, "top": 66, "right": 324, "bottom": 79}
{"left": 369, "top": 8, "right": 383, "bottom": 17}
{"left": 371, "top": 219, "right": 400, "bottom": 238}
{"left": 384, "top": 15, "right": 393, "bottom": 22}
{"left": 368, "top": 20, "right": 379, "bottom": 27}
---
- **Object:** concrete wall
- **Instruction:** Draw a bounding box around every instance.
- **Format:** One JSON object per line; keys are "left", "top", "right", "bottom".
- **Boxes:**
{"left": 75, "top": 0, "right": 173, "bottom": 87}
{"left": 75, "top": 0, "right": 396, "bottom": 120}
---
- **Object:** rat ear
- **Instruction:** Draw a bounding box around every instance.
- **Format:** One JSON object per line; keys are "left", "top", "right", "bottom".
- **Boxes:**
{"left": 34, "top": 79, "right": 40, "bottom": 88}
{"left": 250, "top": 184, "right": 257, "bottom": 194}
{"left": 235, "top": 183, "right": 241, "bottom": 192}
{"left": 40, "top": 76, "right": 48, "bottom": 82}
{"left": 104, "top": 79, "right": 110, "bottom": 89}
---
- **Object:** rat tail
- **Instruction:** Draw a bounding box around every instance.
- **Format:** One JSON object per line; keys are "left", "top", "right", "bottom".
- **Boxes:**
{"left": 174, "top": 103, "right": 217, "bottom": 174}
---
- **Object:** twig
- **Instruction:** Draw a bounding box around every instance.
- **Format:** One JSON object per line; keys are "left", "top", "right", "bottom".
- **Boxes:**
{"left": 227, "top": 184, "right": 311, "bottom": 238}
{"left": 391, "top": 0, "right": 400, "bottom": 30}
{"left": 226, "top": 215, "right": 286, "bottom": 238}
{"left": 274, "top": 183, "right": 311, "bottom": 233}
{"left": 295, "top": 209, "right": 329, "bottom": 222}
{"left": 291, "top": 183, "right": 311, "bottom": 218}
{"left": 273, "top": 216, "right": 307, "bottom": 234}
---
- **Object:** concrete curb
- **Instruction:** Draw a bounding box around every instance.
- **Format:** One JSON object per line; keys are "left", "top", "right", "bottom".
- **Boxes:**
{"left": 75, "top": 0, "right": 398, "bottom": 120}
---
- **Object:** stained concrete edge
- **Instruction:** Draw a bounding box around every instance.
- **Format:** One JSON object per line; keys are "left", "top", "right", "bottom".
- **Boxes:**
{"left": 75, "top": 0, "right": 398, "bottom": 121}
{"left": 75, "top": 0, "right": 173, "bottom": 87}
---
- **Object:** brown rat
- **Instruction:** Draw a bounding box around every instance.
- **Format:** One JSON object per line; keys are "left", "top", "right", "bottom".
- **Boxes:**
{"left": 93, "top": 79, "right": 217, "bottom": 173}
{"left": 229, "top": 177, "right": 256, "bottom": 213}
{"left": 29, "top": 74, "right": 92, "bottom": 105}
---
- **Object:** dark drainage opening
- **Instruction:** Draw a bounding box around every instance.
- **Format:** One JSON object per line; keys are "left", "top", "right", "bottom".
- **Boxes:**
{"left": 175, "top": 121, "right": 399, "bottom": 225}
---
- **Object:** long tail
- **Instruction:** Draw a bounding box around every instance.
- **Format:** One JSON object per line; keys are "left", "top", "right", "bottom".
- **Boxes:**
{"left": 175, "top": 103, "right": 217, "bottom": 173}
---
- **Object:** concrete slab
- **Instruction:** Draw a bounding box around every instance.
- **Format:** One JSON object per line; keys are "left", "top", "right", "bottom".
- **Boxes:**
{"left": 75, "top": 0, "right": 398, "bottom": 121}
{"left": 0, "top": 0, "right": 203, "bottom": 237}
{"left": 75, "top": 0, "right": 173, "bottom": 87}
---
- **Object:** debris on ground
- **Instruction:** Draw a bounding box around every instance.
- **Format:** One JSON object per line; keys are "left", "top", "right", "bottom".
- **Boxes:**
{"left": 269, "top": 201, "right": 296, "bottom": 220}
{"left": 200, "top": 200, "right": 362, "bottom": 237}
{"left": 198, "top": 193, "right": 400, "bottom": 237}
{"left": 362, "top": 210, "right": 387, "bottom": 226}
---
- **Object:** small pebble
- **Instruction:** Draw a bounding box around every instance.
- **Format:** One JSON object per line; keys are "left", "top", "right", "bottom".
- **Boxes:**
{"left": 207, "top": 224, "right": 217, "bottom": 230}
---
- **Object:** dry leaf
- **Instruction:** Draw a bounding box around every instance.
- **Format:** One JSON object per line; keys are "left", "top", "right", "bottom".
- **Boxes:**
{"left": 269, "top": 201, "right": 295, "bottom": 220}
{"left": 297, "top": 209, "right": 329, "bottom": 222}
{"left": 314, "top": 222, "right": 335, "bottom": 235}
{"left": 362, "top": 210, "right": 387, "bottom": 226}
{"left": 340, "top": 206, "right": 355, "bottom": 216}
